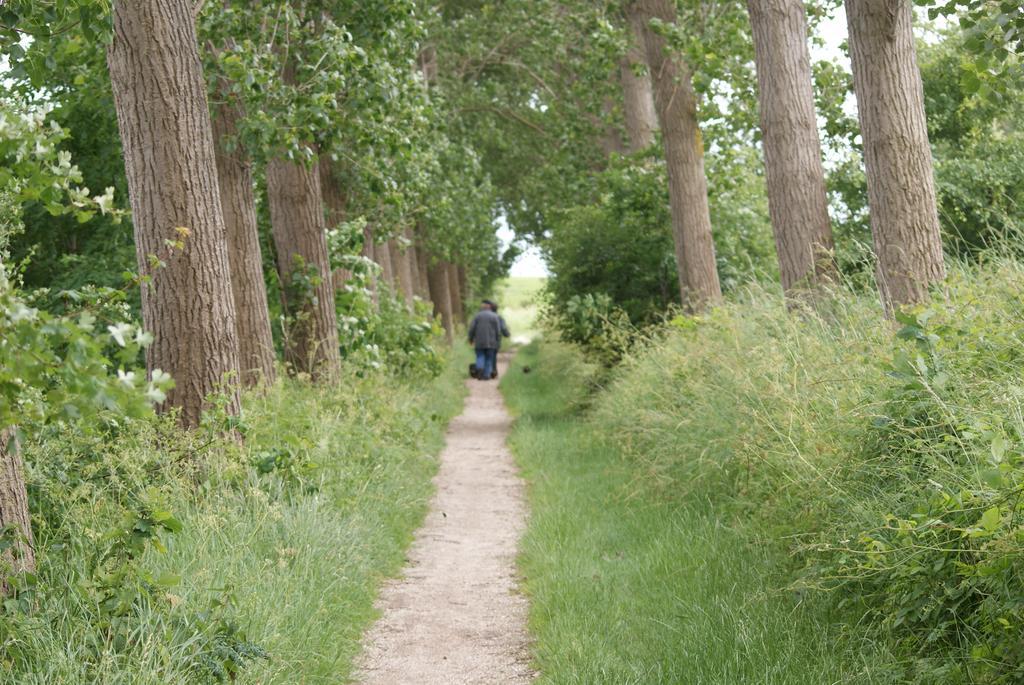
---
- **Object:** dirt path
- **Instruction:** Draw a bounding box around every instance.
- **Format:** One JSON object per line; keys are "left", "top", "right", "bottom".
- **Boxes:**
{"left": 356, "top": 353, "right": 534, "bottom": 684}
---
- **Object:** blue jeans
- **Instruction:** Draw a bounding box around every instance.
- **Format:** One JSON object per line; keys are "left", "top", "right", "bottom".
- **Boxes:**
{"left": 475, "top": 348, "right": 497, "bottom": 379}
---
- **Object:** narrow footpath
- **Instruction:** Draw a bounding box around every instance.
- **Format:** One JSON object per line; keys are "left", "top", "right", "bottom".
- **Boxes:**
{"left": 356, "top": 353, "right": 534, "bottom": 684}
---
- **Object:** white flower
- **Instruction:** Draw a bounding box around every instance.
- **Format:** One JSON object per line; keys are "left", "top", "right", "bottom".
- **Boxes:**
{"left": 8, "top": 302, "right": 38, "bottom": 323}
{"left": 96, "top": 186, "right": 115, "bottom": 214}
{"left": 145, "top": 384, "right": 167, "bottom": 404}
{"left": 116, "top": 369, "right": 137, "bottom": 388}
{"left": 150, "top": 369, "right": 173, "bottom": 385}
{"left": 108, "top": 322, "right": 133, "bottom": 347}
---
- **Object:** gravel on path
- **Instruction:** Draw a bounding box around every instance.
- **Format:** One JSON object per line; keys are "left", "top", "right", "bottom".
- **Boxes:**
{"left": 356, "top": 353, "right": 535, "bottom": 685}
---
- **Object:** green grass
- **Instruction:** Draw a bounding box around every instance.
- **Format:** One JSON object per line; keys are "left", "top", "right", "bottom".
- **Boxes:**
{"left": 5, "top": 353, "right": 468, "bottom": 684}
{"left": 502, "top": 341, "right": 891, "bottom": 684}
{"left": 494, "top": 276, "right": 546, "bottom": 343}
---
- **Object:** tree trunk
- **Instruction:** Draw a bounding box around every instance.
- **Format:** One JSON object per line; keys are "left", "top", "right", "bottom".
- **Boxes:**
{"left": 446, "top": 262, "right": 464, "bottom": 325}
{"left": 417, "top": 245, "right": 432, "bottom": 300}
{"left": 457, "top": 265, "right": 469, "bottom": 311}
{"left": 621, "top": 10, "right": 658, "bottom": 152}
{"left": 376, "top": 235, "right": 395, "bottom": 291}
{"left": 748, "top": 0, "right": 837, "bottom": 296}
{"left": 405, "top": 228, "right": 421, "bottom": 301}
{"left": 319, "top": 157, "right": 348, "bottom": 231}
{"left": 389, "top": 237, "right": 416, "bottom": 309}
{"left": 266, "top": 152, "right": 341, "bottom": 380}
{"left": 107, "top": 0, "right": 241, "bottom": 427}
{"left": 427, "top": 257, "right": 454, "bottom": 343}
{"left": 319, "top": 157, "right": 352, "bottom": 290}
{"left": 362, "top": 224, "right": 379, "bottom": 307}
{"left": 846, "top": 0, "right": 945, "bottom": 312}
{"left": 415, "top": 226, "right": 432, "bottom": 299}
{"left": 0, "top": 428, "right": 34, "bottom": 592}
{"left": 633, "top": 0, "right": 723, "bottom": 313}
{"left": 211, "top": 90, "right": 277, "bottom": 387}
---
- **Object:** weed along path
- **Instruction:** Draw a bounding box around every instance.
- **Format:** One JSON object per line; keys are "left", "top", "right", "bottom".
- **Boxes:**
{"left": 356, "top": 353, "right": 535, "bottom": 684}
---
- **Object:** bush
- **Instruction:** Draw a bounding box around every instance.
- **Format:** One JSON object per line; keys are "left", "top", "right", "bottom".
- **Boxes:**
{"left": 336, "top": 282, "right": 444, "bottom": 379}
{"left": 540, "top": 292, "right": 642, "bottom": 369}
{"left": 540, "top": 154, "right": 776, "bottom": 328}
{"left": 542, "top": 161, "right": 678, "bottom": 326}
{"left": 329, "top": 219, "right": 445, "bottom": 378}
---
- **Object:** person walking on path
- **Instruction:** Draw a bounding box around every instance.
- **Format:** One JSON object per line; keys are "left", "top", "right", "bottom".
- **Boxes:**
{"left": 468, "top": 299, "right": 503, "bottom": 381}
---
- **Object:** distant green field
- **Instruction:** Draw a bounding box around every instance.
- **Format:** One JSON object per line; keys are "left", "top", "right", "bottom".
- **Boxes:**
{"left": 493, "top": 277, "right": 546, "bottom": 343}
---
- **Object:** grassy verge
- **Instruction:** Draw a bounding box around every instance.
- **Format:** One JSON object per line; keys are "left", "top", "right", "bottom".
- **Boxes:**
{"left": 502, "top": 342, "right": 890, "bottom": 684}
{"left": 494, "top": 277, "right": 546, "bottom": 343}
{"left": 5, "top": 353, "right": 467, "bottom": 684}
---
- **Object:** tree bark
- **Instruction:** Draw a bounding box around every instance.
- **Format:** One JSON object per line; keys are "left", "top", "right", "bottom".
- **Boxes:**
{"left": 446, "top": 261, "right": 464, "bottom": 325}
{"left": 266, "top": 152, "right": 341, "bottom": 380}
{"left": 376, "top": 235, "right": 395, "bottom": 291}
{"left": 318, "top": 158, "right": 352, "bottom": 290}
{"left": 414, "top": 225, "right": 432, "bottom": 299}
{"left": 0, "top": 428, "right": 34, "bottom": 592}
{"left": 457, "top": 264, "right": 469, "bottom": 311}
{"left": 107, "top": 0, "right": 241, "bottom": 427}
{"left": 389, "top": 237, "right": 416, "bottom": 309}
{"left": 427, "top": 257, "right": 454, "bottom": 342}
{"left": 748, "top": 0, "right": 837, "bottom": 296}
{"left": 362, "top": 224, "right": 379, "bottom": 307}
{"left": 211, "top": 90, "right": 277, "bottom": 387}
{"left": 319, "top": 157, "right": 348, "bottom": 231}
{"left": 404, "top": 227, "right": 427, "bottom": 301}
{"left": 846, "top": 0, "right": 945, "bottom": 312}
{"left": 633, "top": 0, "right": 723, "bottom": 313}
{"left": 621, "top": 10, "right": 658, "bottom": 152}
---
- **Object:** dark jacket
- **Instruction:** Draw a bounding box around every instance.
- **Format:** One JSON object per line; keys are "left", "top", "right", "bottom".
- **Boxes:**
{"left": 468, "top": 309, "right": 502, "bottom": 349}
{"left": 496, "top": 316, "right": 510, "bottom": 350}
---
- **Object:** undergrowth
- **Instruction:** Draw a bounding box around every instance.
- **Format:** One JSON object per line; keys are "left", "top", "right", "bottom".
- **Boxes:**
{"left": 0, "top": 352, "right": 466, "bottom": 684}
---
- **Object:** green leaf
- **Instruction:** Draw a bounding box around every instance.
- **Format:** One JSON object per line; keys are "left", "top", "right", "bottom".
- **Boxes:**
{"left": 962, "top": 70, "right": 982, "bottom": 94}
{"left": 979, "top": 506, "right": 1001, "bottom": 533}
{"left": 154, "top": 513, "right": 183, "bottom": 534}
{"left": 990, "top": 436, "right": 1007, "bottom": 463}
{"left": 153, "top": 572, "right": 181, "bottom": 588}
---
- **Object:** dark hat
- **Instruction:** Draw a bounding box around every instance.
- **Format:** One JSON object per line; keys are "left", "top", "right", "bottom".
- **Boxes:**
{"left": 481, "top": 299, "right": 494, "bottom": 305}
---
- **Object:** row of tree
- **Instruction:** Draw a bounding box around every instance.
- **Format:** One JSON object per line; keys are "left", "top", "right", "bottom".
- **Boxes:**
{"left": 610, "top": 0, "right": 943, "bottom": 312}
{"left": 0, "top": 0, "right": 508, "bottom": 584}
{"left": 4, "top": 0, "right": 1019, "bottom": 447}
{"left": 3, "top": 0, "right": 506, "bottom": 430}
{"left": 437, "top": 0, "right": 1019, "bottom": 319}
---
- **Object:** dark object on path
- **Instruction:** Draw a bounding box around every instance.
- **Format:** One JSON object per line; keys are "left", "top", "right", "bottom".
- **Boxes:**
{"left": 522, "top": 366, "right": 531, "bottom": 374}
{"left": 469, "top": 363, "right": 479, "bottom": 379}
{"left": 491, "top": 369, "right": 498, "bottom": 380}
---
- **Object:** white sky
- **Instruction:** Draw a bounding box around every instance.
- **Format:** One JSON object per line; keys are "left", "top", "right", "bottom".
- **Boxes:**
{"left": 497, "top": 215, "right": 549, "bottom": 277}
{"left": 812, "top": 5, "right": 850, "bottom": 67}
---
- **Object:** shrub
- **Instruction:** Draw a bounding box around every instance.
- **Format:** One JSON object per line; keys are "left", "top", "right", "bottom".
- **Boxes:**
{"left": 540, "top": 292, "right": 642, "bottom": 368}
{"left": 330, "top": 219, "right": 445, "bottom": 378}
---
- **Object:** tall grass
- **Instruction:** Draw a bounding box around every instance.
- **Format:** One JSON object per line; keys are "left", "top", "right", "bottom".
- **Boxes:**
{"left": 503, "top": 343, "right": 892, "bottom": 683}
{"left": 511, "top": 257, "right": 1024, "bottom": 683}
{"left": 2, "top": 353, "right": 467, "bottom": 684}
